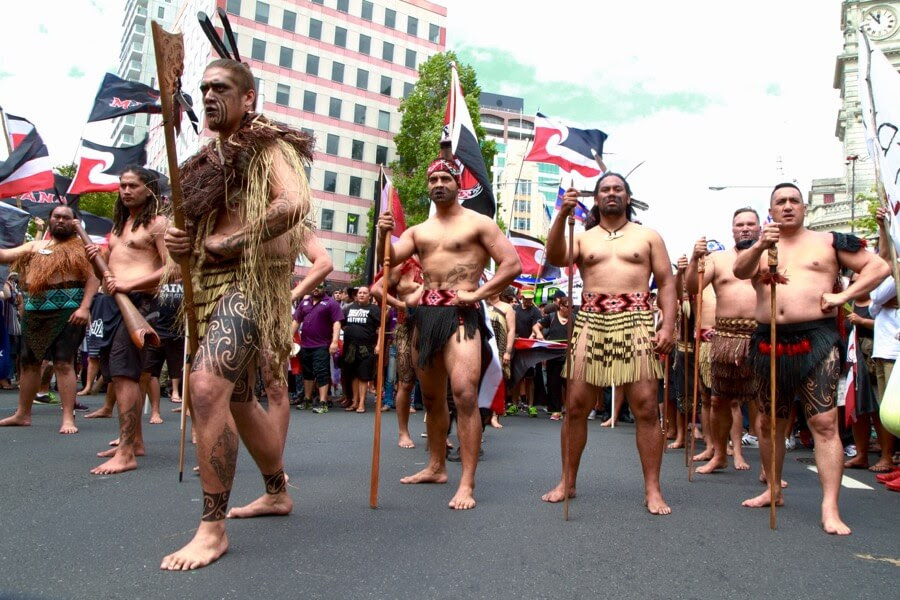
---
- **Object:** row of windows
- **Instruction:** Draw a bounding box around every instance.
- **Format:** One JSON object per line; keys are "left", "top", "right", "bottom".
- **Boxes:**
{"left": 511, "top": 217, "right": 531, "bottom": 231}
{"left": 272, "top": 85, "right": 393, "bottom": 131}
{"left": 230, "top": 0, "right": 442, "bottom": 43}
{"left": 318, "top": 170, "right": 382, "bottom": 201}
{"left": 320, "top": 133, "right": 390, "bottom": 165}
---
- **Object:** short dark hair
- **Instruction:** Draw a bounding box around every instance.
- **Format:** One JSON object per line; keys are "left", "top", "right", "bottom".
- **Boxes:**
{"left": 732, "top": 207, "right": 759, "bottom": 223}
{"left": 205, "top": 58, "right": 257, "bottom": 109}
{"left": 49, "top": 205, "right": 75, "bottom": 219}
{"left": 770, "top": 182, "right": 803, "bottom": 203}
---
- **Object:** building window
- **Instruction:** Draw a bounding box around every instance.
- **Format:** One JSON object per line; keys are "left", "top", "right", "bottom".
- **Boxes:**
{"left": 353, "top": 103, "right": 366, "bottom": 125}
{"left": 334, "top": 26, "right": 347, "bottom": 48}
{"left": 346, "top": 214, "right": 359, "bottom": 235}
{"left": 514, "top": 199, "right": 531, "bottom": 212}
{"left": 321, "top": 208, "right": 334, "bottom": 230}
{"left": 303, "top": 90, "right": 316, "bottom": 112}
{"left": 375, "top": 145, "right": 388, "bottom": 165}
{"left": 372, "top": 180, "right": 381, "bottom": 200}
{"left": 429, "top": 23, "right": 440, "bottom": 43}
{"left": 407, "top": 16, "right": 418, "bottom": 36}
{"left": 311, "top": 0, "right": 323, "bottom": 4}
{"left": 823, "top": 193, "right": 835, "bottom": 204}
{"left": 325, "top": 134, "right": 339, "bottom": 155}
{"left": 283, "top": 9, "right": 296, "bottom": 31}
{"left": 361, "top": 0, "right": 373, "bottom": 20}
{"left": 329, "top": 97, "right": 342, "bottom": 119}
{"left": 380, "top": 75, "right": 392, "bottom": 96}
{"left": 512, "top": 217, "right": 531, "bottom": 230}
{"left": 251, "top": 38, "right": 266, "bottom": 61}
{"left": 279, "top": 47, "right": 293, "bottom": 68}
{"left": 332, "top": 61, "right": 345, "bottom": 83}
{"left": 301, "top": 127, "right": 314, "bottom": 138}
{"left": 377, "top": 111, "right": 390, "bottom": 131}
{"left": 344, "top": 250, "right": 358, "bottom": 270}
{"left": 403, "top": 82, "right": 414, "bottom": 98}
{"left": 254, "top": 1, "right": 268, "bottom": 24}
{"left": 275, "top": 83, "right": 290, "bottom": 106}
{"left": 356, "top": 68, "right": 369, "bottom": 90}
{"left": 385, "top": 8, "right": 396, "bottom": 28}
{"left": 158, "top": 6, "right": 165, "bottom": 18}
{"left": 226, "top": 0, "right": 241, "bottom": 15}
{"left": 382, "top": 41, "right": 394, "bottom": 62}
{"left": 405, "top": 49, "right": 416, "bottom": 69}
{"left": 348, "top": 177, "right": 362, "bottom": 198}
{"left": 336, "top": 0, "right": 349, "bottom": 13}
{"left": 323, "top": 172, "right": 337, "bottom": 193}
{"left": 254, "top": 77, "right": 262, "bottom": 95}
{"left": 351, "top": 139, "right": 364, "bottom": 160}
{"left": 515, "top": 179, "right": 532, "bottom": 195}
{"left": 358, "top": 34, "right": 371, "bottom": 55}
{"left": 538, "top": 163, "right": 559, "bottom": 174}
{"left": 309, "top": 18, "right": 322, "bottom": 40}
{"left": 306, "top": 54, "right": 319, "bottom": 76}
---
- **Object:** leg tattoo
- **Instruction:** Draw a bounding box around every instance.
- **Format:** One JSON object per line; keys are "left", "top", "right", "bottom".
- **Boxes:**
{"left": 201, "top": 489, "right": 231, "bottom": 521}
{"left": 209, "top": 427, "right": 239, "bottom": 488}
{"left": 120, "top": 396, "right": 140, "bottom": 446}
{"left": 193, "top": 291, "right": 259, "bottom": 384}
{"left": 263, "top": 470, "right": 287, "bottom": 495}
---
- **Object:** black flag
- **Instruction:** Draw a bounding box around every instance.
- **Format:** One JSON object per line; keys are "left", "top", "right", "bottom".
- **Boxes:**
{"left": 87, "top": 73, "right": 162, "bottom": 122}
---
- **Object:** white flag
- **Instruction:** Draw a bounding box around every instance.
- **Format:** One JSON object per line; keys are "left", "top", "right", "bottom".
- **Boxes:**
{"left": 858, "top": 32, "right": 900, "bottom": 254}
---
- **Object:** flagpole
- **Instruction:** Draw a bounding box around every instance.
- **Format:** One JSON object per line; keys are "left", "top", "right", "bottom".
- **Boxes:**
{"left": 370, "top": 167, "right": 391, "bottom": 508}
{"left": 860, "top": 29, "right": 900, "bottom": 303}
{"left": 0, "top": 106, "right": 22, "bottom": 210}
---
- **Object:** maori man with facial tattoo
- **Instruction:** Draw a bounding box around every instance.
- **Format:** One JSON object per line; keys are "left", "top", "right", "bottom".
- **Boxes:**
{"left": 376, "top": 157, "right": 521, "bottom": 510}
{"left": 542, "top": 172, "right": 676, "bottom": 515}
{"left": 162, "top": 58, "right": 314, "bottom": 569}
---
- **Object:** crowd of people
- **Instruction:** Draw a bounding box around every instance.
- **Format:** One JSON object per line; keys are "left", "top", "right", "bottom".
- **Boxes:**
{"left": 0, "top": 55, "right": 898, "bottom": 572}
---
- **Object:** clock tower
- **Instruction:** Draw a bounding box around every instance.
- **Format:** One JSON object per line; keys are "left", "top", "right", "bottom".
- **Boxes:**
{"left": 808, "top": 1, "right": 900, "bottom": 232}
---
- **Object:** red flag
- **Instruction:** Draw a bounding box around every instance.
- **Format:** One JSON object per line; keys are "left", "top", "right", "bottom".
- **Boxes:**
{"left": 68, "top": 138, "right": 148, "bottom": 194}
{"left": 0, "top": 129, "right": 54, "bottom": 197}
{"left": 525, "top": 113, "right": 607, "bottom": 177}
{"left": 379, "top": 171, "right": 406, "bottom": 242}
{"left": 5, "top": 114, "right": 35, "bottom": 150}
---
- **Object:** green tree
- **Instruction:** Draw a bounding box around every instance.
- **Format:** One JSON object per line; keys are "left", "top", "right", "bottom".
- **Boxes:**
{"left": 55, "top": 164, "right": 117, "bottom": 219}
{"left": 851, "top": 188, "right": 880, "bottom": 238}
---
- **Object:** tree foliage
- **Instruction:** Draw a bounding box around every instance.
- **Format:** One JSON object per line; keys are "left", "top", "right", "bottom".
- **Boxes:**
{"left": 851, "top": 188, "right": 879, "bottom": 238}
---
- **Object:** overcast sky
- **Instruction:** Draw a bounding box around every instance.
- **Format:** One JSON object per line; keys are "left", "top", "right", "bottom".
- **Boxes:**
{"left": 0, "top": 0, "right": 847, "bottom": 256}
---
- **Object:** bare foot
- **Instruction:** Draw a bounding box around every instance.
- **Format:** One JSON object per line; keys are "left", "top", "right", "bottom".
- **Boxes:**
{"left": 227, "top": 492, "right": 292, "bottom": 518}
{"left": 76, "top": 388, "right": 91, "bottom": 397}
{"left": 869, "top": 459, "right": 894, "bottom": 473}
{"left": 149, "top": 414, "right": 164, "bottom": 424}
{"left": 160, "top": 523, "right": 229, "bottom": 570}
{"left": 692, "top": 449, "right": 714, "bottom": 462}
{"left": 759, "top": 471, "right": 788, "bottom": 488}
{"left": 90, "top": 452, "right": 138, "bottom": 475}
{"left": 490, "top": 414, "right": 503, "bottom": 429}
{"left": 398, "top": 433, "right": 415, "bottom": 449}
{"left": 84, "top": 408, "right": 113, "bottom": 419}
{"left": 843, "top": 457, "right": 868, "bottom": 469}
{"left": 97, "top": 444, "right": 145, "bottom": 458}
{"left": 695, "top": 457, "right": 727, "bottom": 474}
{"left": 0, "top": 413, "right": 31, "bottom": 427}
{"left": 59, "top": 419, "right": 78, "bottom": 434}
{"left": 400, "top": 465, "right": 447, "bottom": 484}
{"left": 600, "top": 418, "right": 615, "bottom": 427}
{"left": 821, "top": 506, "right": 851, "bottom": 535}
{"left": 409, "top": 406, "right": 417, "bottom": 414}
{"left": 645, "top": 491, "right": 672, "bottom": 515}
{"left": 448, "top": 486, "right": 476, "bottom": 510}
{"left": 170, "top": 396, "right": 182, "bottom": 404}
{"left": 667, "top": 439, "right": 685, "bottom": 450}
{"left": 541, "top": 481, "right": 576, "bottom": 503}
{"left": 733, "top": 455, "right": 751, "bottom": 471}
{"left": 741, "top": 489, "right": 784, "bottom": 508}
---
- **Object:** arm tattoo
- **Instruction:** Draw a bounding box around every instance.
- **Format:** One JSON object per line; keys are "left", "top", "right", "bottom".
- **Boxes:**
{"left": 216, "top": 191, "right": 304, "bottom": 256}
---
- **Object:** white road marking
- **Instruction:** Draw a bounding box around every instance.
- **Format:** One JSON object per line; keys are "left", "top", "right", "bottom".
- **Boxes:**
{"left": 806, "top": 466, "right": 874, "bottom": 490}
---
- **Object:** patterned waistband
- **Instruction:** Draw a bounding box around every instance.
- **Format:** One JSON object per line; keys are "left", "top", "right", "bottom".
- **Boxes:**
{"left": 714, "top": 317, "right": 757, "bottom": 338}
{"left": 700, "top": 328, "right": 715, "bottom": 342}
{"left": 419, "top": 289, "right": 473, "bottom": 307}
{"left": 581, "top": 291, "right": 651, "bottom": 313}
{"left": 25, "top": 287, "right": 85, "bottom": 311}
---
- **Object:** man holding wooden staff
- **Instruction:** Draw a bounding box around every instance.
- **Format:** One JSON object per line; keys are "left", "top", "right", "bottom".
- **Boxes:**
{"left": 161, "top": 58, "right": 313, "bottom": 569}
{"left": 541, "top": 172, "right": 676, "bottom": 515}
{"left": 376, "top": 157, "right": 520, "bottom": 510}
{"left": 733, "top": 182, "right": 888, "bottom": 535}
{"left": 88, "top": 167, "right": 168, "bottom": 475}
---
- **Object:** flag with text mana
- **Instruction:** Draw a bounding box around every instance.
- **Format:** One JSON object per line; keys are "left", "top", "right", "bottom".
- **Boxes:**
{"left": 2, "top": 174, "right": 80, "bottom": 216}
{"left": 87, "top": 73, "right": 162, "bottom": 123}
{"left": 68, "top": 138, "right": 148, "bottom": 195}
{"left": 525, "top": 113, "right": 607, "bottom": 177}
{"left": 4, "top": 113, "right": 36, "bottom": 149}
{"left": 443, "top": 63, "right": 495, "bottom": 219}
{"left": 0, "top": 128, "right": 54, "bottom": 197}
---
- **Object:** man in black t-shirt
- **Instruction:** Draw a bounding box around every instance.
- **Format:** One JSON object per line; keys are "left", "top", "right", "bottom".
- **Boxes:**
{"left": 341, "top": 286, "right": 381, "bottom": 413}
{"left": 534, "top": 297, "right": 571, "bottom": 418}
{"left": 512, "top": 290, "right": 543, "bottom": 415}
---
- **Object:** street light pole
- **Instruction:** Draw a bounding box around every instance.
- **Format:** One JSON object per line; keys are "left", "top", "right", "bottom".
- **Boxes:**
{"left": 847, "top": 155, "right": 858, "bottom": 234}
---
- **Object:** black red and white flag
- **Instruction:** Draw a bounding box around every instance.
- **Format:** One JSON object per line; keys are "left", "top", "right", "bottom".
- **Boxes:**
{"left": 68, "top": 138, "right": 147, "bottom": 195}
{"left": 5, "top": 113, "right": 36, "bottom": 149}
{"left": 87, "top": 73, "right": 162, "bottom": 123}
{"left": 2, "top": 174, "right": 80, "bottom": 217}
{"left": 443, "top": 63, "right": 495, "bottom": 219}
{"left": 0, "top": 128, "right": 54, "bottom": 197}
{"left": 525, "top": 113, "right": 607, "bottom": 177}
{"left": 508, "top": 229, "right": 561, "bottom": 281}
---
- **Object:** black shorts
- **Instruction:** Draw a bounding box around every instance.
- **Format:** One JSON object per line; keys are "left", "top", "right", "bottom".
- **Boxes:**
{"left": 301, "top": 346, "right": 331, "bottom": 387}
{"left": 343, "top": 344, "right": 376, "bottom": 382}
{"left": 143, "top": 336, "right": 185, "bottom": 379}
{"left": 20, "top": 309, "right": 84, "bottom": 366}
{"left": 100, "top": 293, "right": 158, "bottom": 382}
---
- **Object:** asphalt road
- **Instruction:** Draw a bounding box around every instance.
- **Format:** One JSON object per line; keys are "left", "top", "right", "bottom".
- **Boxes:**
{"left": 0, "top": 389, "right": 896, "bottom": 600}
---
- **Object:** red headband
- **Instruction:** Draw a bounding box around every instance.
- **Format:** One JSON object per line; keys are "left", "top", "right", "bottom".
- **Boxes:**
{"left": 426, "top": 158, "right": 460, "bottom": 184}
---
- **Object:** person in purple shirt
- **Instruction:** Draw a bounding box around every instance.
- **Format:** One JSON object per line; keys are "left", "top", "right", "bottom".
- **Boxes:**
{"left": 291, "top": 283, "right": 342, "bottom": 413}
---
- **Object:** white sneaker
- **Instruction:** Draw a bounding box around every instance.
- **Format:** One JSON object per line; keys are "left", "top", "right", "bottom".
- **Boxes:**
{"left": 843, "top": 444, "right": 857, "bottom": 458}
{"left": 785, "top": 436, "right": 797, "bottom": 451}
{"left": 588, "top": 409, "right": 597, "bottom": 421}
{"left": 741, "top": 433, "right": 759, "bottom": 448}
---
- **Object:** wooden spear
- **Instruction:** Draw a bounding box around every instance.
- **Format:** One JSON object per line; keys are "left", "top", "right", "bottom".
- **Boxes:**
{"left": 767, "top": 247, "right": 778, "bottom": 530}
{"left": 688, "top": 257, "right": 705, "bottom": 481}
{"left": 370, "top": 169, "right": 391, "bottom": 508}
{"left": 563, "top": 180, "right": 576, "bottom": 521}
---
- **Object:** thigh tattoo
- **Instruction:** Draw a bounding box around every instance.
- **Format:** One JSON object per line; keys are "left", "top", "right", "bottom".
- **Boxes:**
{"left": 193, "top": 290, "right": 260, "bottom": 383}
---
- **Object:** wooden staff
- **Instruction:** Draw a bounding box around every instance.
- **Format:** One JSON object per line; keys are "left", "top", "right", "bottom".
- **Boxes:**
{"left": 661, "top": 353, "right": 670, "bottom": 451}
{"left": 370, "top": 169, "right": 391, "bottom": 508}
{"left": 563, "top": 180, "right": 576, "bottom": 521}
{"left": 682, "top": 295, "right": 690, "bottom": 467}
{"left": 767, "top": 247, "right": 778, "bottom": 530}
{"left": 687, "top": 257, "right": 705, "bottom": 481}
{"left": 151, "top": 22, "right": 200, "bottom": 482}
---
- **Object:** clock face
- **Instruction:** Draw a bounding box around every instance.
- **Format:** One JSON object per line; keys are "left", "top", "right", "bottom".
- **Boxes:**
{"left": 863, "top": 5, "right": 899, "bottom": 40}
